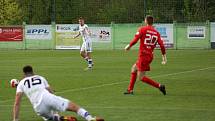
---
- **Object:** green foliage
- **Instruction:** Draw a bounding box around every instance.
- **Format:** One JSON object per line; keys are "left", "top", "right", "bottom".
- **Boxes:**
{"left": 180, "top": 0, "right": 215, "bottom": 22}
{"left": 1, "top": 0, "right": 215, "bottom": 25}
{"left": 16, "top": 0, "right": 51, "bottom": 24}
{"left": 0, "top": 0, "right": 22, "bottom": 25}
{"left": 55, "top": 0, "right": 145, "bottom": 24}
{"left": 184, "top": 0, "right": 207, "bottom": 22}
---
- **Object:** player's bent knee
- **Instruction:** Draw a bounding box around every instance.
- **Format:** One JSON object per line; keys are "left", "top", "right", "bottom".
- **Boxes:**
{"left": 80, "top": 52, "right": 86, "bottom": 57}
{"left": 131, "top": 65, "right": 137, "bottom": 73}
{"left": 138, "top": 74, "right": 145, "bottom": 80}
{"left": 66, "top": 102, "right": 80, "bottom": 112}
{"left": 86, "top": 53, "right": 91, "bottom": 58}
{"left": 137, "top": 75, "right": 142, "bottom": 81}
{"left": 80, "top": 51, "right": 84, "bottom": 55}
{"left": 131, "top": 69, "right": 137, "bottom": 73}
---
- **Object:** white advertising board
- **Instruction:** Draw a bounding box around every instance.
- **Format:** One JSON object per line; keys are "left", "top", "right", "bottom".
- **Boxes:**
{"left": 55, "top": 24, "right": 80, "bottom": 49}
{"left": 25, "top": 25, "right": 52, "bottom": 40}
{"left": 155, "top": 24, "right": 174, "bottom": 48}
{"left": 89, "top": 27, "right": 111, "bottom": 42}
{"left": 187, "top": 26, "right": 206, "bottom": 39}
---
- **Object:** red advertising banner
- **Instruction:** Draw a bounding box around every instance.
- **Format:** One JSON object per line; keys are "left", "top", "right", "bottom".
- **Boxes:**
{"left": 0, "top": 27, "right": 23, "bottom": 41}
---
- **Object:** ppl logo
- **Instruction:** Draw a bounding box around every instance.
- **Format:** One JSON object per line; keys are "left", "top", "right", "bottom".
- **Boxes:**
{"left": 27, "top": 29, "right": 49, "bottom": 34}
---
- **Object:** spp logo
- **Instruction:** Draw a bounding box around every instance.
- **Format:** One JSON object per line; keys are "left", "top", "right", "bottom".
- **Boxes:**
{"left": 27, "top": 29, "right": 49, "bottom": 34}
{"left": 156, "top": 27, "right": 167, "bottom": 38}
{"left": 56, "top": 26, "right": 71, "bottom": 31}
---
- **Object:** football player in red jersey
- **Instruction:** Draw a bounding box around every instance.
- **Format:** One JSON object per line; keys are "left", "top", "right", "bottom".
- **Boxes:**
{"left": 124, "top": 15, "right": 167, "bottom": 95}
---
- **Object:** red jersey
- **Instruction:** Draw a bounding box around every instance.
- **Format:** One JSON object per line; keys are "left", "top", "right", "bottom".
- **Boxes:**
{"left": 129, "top": 25, "right": 166, "bottom": 57}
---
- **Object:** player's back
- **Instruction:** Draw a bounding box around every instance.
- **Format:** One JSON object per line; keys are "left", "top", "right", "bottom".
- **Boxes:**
{"left": 139, "top": 25, "right": 161, "bottom": 55}
{"left": 17, "top": 75, "right": 50, "bottom": 106}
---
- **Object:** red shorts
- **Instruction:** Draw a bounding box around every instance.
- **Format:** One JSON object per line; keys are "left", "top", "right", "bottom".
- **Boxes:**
{"left": 136, "top": 54, "right": 153, "bottom": 71}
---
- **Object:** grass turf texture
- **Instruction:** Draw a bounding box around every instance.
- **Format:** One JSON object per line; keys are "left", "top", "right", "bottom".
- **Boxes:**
{"left": 0, "top": 50, "right": 215, "bottom": 121}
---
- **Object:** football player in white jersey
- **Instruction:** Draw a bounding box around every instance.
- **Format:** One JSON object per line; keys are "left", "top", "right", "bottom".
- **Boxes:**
{"left": 13, "top": 65, "right": 104, "bottom": 121}
{"left": 73, "top": 17, "right": 93, "bottom": 70}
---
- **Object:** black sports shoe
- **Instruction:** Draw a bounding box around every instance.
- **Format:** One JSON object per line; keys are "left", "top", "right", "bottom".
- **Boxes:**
{"left": 124, "top": 90, "right": 134, "bottom": 95}
{"left": 159, "top": 85, "right": 166, "bottom": 95}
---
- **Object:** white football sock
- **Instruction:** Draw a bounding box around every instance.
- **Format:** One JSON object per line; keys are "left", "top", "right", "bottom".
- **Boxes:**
{"left": 77, "top": 108, "right": 93, "bottom": 121}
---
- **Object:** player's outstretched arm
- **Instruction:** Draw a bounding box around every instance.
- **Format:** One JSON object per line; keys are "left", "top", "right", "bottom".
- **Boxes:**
{"left": 125, "top": 30, "right": 142, "bottom": 51}
{"left": 13, "top": 92, "right": 23, "bottom": 121}
{"left": 124, "top": 44, "right": 131, "bottom": 51}
{"left": 157, "top": 34, "right": 167, "bottom": 65}
{"left": 162, "top": 54, "right": 167, "bottom": 65}
{"left": 73, "top": 32, "right": 81, "bottom": 39}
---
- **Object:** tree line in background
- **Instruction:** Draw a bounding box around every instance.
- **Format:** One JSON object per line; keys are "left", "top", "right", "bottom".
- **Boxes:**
{"left": 0, "top": 0, "right": 215, "bottom": 25}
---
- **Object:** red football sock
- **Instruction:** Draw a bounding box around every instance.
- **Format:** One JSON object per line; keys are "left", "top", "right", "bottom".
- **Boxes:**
{"left": 141, "top": 76, "right": 160, "bottom": 88}
{"left": 128, "top": 72, "right": 137, "bottom": 91}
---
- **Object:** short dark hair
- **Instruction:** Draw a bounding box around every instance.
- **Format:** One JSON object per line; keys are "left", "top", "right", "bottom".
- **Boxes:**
{"left": 23, "top": 65, "right": 33, "bottom": 74}
{"left": 146, "top": 15, "right": 154, "bottom": 25}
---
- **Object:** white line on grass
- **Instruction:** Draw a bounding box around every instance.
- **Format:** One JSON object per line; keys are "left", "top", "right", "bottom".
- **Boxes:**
{"left": 0, "top": 66, "right": 214, "bottom": 104}
{"left": 1, "top": 105, "right": 215, "bottom": 112}
{"left": 0, "top": 105, "right": 31, "bottom": 107}
{"left": 56, "top": 66, "right": 215, "bottom": 94}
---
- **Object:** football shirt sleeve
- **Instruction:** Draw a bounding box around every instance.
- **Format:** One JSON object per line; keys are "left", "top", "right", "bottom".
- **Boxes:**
{"left": 85, "top": 24, "right": 89, "bottom": 28}
{"left": 157, "top": 33, "right": 166, "bottom": 55}
{"left": 129, "top": 28, "right": 143, "bottom": 47}
{"left": 85, "top": 24, "right": 90, "bottom": 32}
{"left": 16, "top": 82, "right": 23, "bottom": 93}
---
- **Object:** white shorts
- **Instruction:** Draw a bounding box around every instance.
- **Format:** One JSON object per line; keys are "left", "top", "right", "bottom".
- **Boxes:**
{"left": 80, "top": 38, "right": 92, "bottom": 53}
{"left": 34, "top": 93, "right": 70, "bottom": 120}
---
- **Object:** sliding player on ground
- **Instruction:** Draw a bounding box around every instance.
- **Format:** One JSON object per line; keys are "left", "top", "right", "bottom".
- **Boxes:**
{"left": 124, "top": 15, "right": 167, "bottom": 95}
{"left": 73, "top": 17, "right": 93, "bottom": 70}
{"left": 13, "top": 65, "right": 104, "bottom": 121}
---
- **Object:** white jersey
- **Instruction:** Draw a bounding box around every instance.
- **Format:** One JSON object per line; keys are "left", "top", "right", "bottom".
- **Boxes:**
{"left": 16, "top": 75, "right": 50, "bottom": 108}
{"left": 79, "top": 24, "right": 90, "bottom": 40}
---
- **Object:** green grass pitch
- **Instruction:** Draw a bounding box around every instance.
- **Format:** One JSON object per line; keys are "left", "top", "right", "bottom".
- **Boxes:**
{"left": 0, "top": 50, "right": 215, "bottom": 121}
